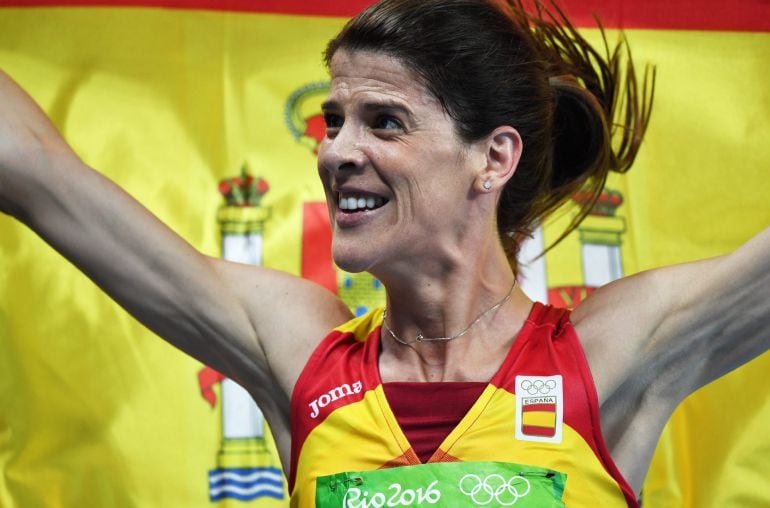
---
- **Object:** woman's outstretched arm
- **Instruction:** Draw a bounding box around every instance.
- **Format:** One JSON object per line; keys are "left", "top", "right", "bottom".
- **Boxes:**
{"left": 572, "top": 224, "right": 770, "bottom": 490}
{"left": 0, "top": 70, "right": 351, "bottom": 416}
{"left": 576, "top": 225, "right": 770, "bottom": 401}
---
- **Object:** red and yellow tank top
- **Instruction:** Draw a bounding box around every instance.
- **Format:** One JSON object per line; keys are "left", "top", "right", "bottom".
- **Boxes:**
{"left": 289, "top": 303, "right": 638, "bottom": 507}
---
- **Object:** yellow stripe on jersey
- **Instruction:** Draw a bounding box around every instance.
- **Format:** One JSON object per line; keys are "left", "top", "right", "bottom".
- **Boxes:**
{"left": 333, "top": 308, "right": 385, "bottom": 339}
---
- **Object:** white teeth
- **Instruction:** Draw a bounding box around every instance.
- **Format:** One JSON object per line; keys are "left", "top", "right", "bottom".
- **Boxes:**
{"left": 338, "top": 194, "right": 386, "bottom": 211}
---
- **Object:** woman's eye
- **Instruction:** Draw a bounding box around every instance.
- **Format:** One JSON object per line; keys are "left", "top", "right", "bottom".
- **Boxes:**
{"left": 374, "top": 115, "right": 403, "bottom": 131}
{"left": 324, "top": 113, "right": 343, "bottom": 129}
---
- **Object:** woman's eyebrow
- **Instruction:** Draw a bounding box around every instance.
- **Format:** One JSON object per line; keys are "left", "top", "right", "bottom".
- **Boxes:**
{"left": 322, "top": 98, "right": 415, "bottom": 121}
{"left": 360, "top": 101, "right": 414, "bottom": 119}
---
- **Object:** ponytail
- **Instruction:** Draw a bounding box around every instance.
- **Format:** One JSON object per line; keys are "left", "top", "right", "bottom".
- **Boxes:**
{"left": 505, "top": 0, "right": 655, "bottom": 260}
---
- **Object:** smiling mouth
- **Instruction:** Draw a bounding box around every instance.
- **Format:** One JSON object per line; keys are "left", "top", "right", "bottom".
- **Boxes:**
{"left": 337, "top": 193, "right": 388, "bottom": 213}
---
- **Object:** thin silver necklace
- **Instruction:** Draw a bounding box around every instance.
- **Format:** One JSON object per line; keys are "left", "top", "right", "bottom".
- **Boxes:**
{"left": 382, "top": 279, "right": 517, "bottom": 345}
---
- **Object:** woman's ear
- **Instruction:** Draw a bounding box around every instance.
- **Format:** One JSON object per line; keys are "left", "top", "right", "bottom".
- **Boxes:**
{"left": 474, "top": 125, "right": 522, "bottom": 193}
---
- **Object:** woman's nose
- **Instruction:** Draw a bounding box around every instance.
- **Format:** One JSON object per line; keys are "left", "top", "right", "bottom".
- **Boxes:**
{"left": 318, "top": 123, "right": 367, "bottom": 174}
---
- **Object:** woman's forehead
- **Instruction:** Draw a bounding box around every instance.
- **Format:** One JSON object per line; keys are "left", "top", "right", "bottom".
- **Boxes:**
{"left": 327, "top": 50, "right": 439, "bottom": 108}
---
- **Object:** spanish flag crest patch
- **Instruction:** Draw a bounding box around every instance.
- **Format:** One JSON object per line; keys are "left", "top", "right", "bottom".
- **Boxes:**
{"left": 515, "top": 375, "right": 564, "bottom": 444}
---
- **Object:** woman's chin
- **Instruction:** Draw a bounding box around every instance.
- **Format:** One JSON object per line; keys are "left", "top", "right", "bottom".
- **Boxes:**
{"left": 332, "top": 256, "right": 369, "bottom": 275}
{"left": 332, "top": 244, "right": 374, "bottom": 275}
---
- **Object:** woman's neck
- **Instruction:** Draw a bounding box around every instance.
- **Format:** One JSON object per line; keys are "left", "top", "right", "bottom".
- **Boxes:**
{"left": 373, "top": 239, "right": 532, "bottom": 383}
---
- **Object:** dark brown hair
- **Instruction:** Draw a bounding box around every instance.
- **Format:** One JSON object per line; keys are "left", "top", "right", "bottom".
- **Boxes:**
{"left": 325, "top": 0, "right": 654, "bottom": 268}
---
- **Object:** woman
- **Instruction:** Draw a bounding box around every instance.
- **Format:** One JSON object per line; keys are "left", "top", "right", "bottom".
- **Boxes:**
{"left": 0, "top": 0, "right": 767, "bottom": 506}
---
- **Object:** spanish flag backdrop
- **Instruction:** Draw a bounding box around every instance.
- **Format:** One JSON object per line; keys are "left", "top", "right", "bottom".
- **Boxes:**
{"left": 0, "top": 1, "right": 768, "bottom": 507}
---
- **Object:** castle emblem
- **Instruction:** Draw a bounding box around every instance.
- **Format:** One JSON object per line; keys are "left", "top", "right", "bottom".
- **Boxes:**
{"left": 198, "top": 164, "right": 284, "bottom": 503}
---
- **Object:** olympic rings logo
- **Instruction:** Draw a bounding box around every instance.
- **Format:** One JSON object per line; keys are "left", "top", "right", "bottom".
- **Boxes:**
{"left": 458, "top": 474, "right": 531, "bottom": 506}
{"left": 520, "top": 379, "right": 556, "bottom": 395}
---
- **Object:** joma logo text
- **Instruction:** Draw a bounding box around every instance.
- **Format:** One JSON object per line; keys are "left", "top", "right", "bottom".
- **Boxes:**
{"left": 309, "top": 380, "right": 362, "bottom": 418}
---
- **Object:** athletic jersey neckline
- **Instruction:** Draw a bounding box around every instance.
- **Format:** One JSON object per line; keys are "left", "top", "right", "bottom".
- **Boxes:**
{"left": 367, "top": 302, "right": 541, "bottom": 464}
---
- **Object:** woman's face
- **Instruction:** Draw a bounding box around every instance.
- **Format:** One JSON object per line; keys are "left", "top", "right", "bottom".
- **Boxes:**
{"left": 318, "top": 50, "right": 486, "bottom": 275}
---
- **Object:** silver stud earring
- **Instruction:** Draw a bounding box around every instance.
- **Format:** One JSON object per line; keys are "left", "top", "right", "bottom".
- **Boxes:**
{"left": 482, "top": 180, "right": 492, "bottom": 191}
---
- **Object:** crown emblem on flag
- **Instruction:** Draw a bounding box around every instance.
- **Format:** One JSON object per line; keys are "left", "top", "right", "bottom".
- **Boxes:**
{"left": 218, "top": 163, "right": 270, "bottom": 207}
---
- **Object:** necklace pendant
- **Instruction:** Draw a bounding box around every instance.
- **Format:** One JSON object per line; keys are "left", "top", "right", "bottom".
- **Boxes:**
{"left": 416, "top": 334, "right": 424, "bottom": 342}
